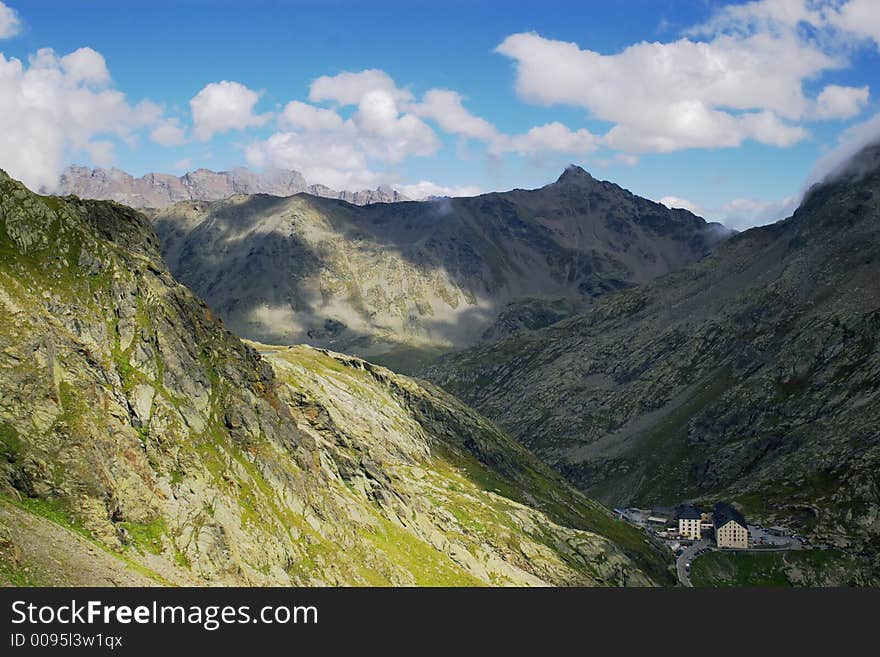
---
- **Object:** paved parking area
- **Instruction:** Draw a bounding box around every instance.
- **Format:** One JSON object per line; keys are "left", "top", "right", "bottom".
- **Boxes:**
{"left": 748, "top": 525, "right": 804, "bottom": 549}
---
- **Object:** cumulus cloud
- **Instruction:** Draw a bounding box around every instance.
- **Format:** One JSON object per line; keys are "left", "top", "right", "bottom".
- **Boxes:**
{"left": 309, "top": 69, "right": 412, "bottom": 105}
{"left": 495, "top": 30, "right": 840, "bottom": 154}
{"left": 0, "top": 1, "right": 21, "bottom": 39}
{"left": 495, "top": 122, "right": 599, "bottom": 156}
{"left": 247, "top": 71, "right": 440, "bottom": 189}
{"left": 409, "top": 88, "right": 598, "bottom": 157}
{"left": 245, "top": 131, "right": 381, "bottom": 190}
{"left": 702, "top": 0, "right": 880, "bottom": 49}
{"left": 0, "top": 47, "right": 163, "bottom": 190}
{"left": 410, "top": 89, "right": 500, "bottom": 142}
{"left": 660, "top": 194, "right": 798, "bottom": 231}
{"left": 58, "top": 47, "right": 110, "bottom": 85}
{"left": 150, "top": 118, "right": 187, "bottom": 146}
{"left": 190, "top": 80, "right": 270, "bottom": 140}
{"left": 815, "top": 84, "right": 869, "bottom": 120}
{"left": 249, "top": 67, "right": 603, "bottom": 190}
{"left": 280, "top": 100, "right": 343, "bottom": 131}
{"left": 828, "top": 0, "right": 880, "bottom": 47}
{"left": 354, "top": 89, "right": 438, "bottom": 161}
{"left": 396, "top": 180, "right": 482, "bottom": 199}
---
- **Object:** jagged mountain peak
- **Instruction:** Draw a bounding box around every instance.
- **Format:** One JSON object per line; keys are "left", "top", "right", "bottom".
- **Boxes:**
{"left": 555, "top": 164, "right": 596, "bottom": 185}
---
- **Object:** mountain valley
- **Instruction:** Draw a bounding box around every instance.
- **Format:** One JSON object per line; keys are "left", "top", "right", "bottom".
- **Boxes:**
{"left": 0, "top": 168, "right": 672, "bottom": 586}
{"left": 426, "top": 145, "right": 880, "bottom": 582}
{"left": 150, "top": 166, "right": 728, "bottom": 372}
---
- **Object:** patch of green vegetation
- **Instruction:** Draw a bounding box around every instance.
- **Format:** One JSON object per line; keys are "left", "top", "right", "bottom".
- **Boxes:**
{"left": 0, "top": 496, "right": 174, "bottom": 586}
{"left": 0, "top": 422, "right": 23, "bottom": 461}
{"left": 358, "top": 515, "right": 482, "bottom": 586}
{"left": 0, "top": 555, "right": 39, "bottom": 586}
{"left": 119, "top": 517, "right": 167, "bottom": 555}
{"left": 434, "top": 441, "right": 675, "bottom": 585}
{"left": 691, "top": 549, "right": 857, "bottom": 587}
{"left": 57, "top": 381, "right": 89, "bottom": 436}
{"left": 16, "top": 495, "right": 91, "bottom": 541}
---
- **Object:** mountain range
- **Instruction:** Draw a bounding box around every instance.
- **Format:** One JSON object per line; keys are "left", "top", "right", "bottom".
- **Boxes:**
{"left": 58, "top": 166, "right": 409, "bottom": 209}
{"left": 2, "top": 143, "right": 878, "bottom": 586}
{"left": 426, "top": 144, "right": 880, "bottom": 582}
{"left": 0, "top": 168, "right": 671, "bottom": 586}
{"left": 150, "top": 165, "right": 728, "bottom": 372}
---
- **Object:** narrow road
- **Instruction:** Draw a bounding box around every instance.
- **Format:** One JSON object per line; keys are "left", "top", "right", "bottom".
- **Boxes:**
{"left": 676, "top": 539, "right": 708, "bottom": 587}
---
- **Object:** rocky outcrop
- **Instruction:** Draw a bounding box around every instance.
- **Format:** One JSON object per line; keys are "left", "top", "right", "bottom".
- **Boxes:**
{"left": 151, "top": 166, "right": 728, "bottom": 372}
{"left": 57, "top": 166, "right": 410, "bottom": 209}
{"left": 306, "top": 183, "right": 407, "bottom": 205}
{"left": 0, "top": 169, "right": 672, "bottom": 586}
{"left": 426, "top": 145, "right": 880, "bottom": 582}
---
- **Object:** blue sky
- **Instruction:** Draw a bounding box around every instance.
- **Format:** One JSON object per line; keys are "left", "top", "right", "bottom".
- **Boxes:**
{"left": 1, "top": 0, "right": 880, "bottom": 229}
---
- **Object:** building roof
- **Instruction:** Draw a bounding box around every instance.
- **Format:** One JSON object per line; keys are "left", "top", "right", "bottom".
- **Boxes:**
{"left": 712, "top": 502, "right": 747, "bottom": 529}
{"left": 676, "top": 503, "right": 702, "bottom": 520}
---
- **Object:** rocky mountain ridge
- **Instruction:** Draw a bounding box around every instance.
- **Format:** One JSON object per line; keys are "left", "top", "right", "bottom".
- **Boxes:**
{"left": 58, "top": 166, "right": 409, "bottom": 209}
{"left": 0, "top": 168, "right": 672, "bottom": 586}
{"left": 151, "top": 165, "right": 729, "bottom": 372}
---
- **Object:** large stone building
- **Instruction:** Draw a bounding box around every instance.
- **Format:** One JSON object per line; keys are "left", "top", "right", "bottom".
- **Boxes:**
{"left": 713, "top": 503, "right": 749, "bottom": 549}
{"left": 676, "top": 504, "right": 703, "bottom": 540}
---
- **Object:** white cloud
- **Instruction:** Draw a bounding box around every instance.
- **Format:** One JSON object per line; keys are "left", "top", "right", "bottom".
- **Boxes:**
{"left": 0, "top": 47, "right": 163, "bottom": 191}
{"left": 659, "top": 196, "right": 704, "bottom": 216}
{"left": 806, "top": 111, "right": 880, "bottom": 186}
{"left": 695, "top": 1, "right": 880, "bottom": 51}
{"left": 690, "top": 0, "right": 824, "bottom": 36}
{"left": 309, "top": 69, "right": 412, "bottom": 105}
{"left": 245, "top": 131, "right": 381, "bottom": 191}
{"left": 59, "top": 47, "right": 110, "bottom": 85}
{"left": 172, "top": 157, "right": 193, "bottom": 171}
{"left": 495, "top": 122, "right": 599, "bottom": 156}
{"left": 495, "top": 30, "right": 837, "bottom": 154}
{"left": 410, "top": 89, "right": 500, "bottom": 142}
{"left": 828, "top": 0, "right": 880, "bottom": 47}
{"left": 0, "top": 1, "right": 21, "bottom": 39}
{"left": 247, "top": 71, "right": 440, "bottom": 189}
{"left": 280, "top": 100, "right": 343, "bottom": 131}
{"left": 190, "top": 80, "right": 270, "bottom": 140}
{"left": 815, "top": 84, "right": 869, "bottom": 120}
{"left": 150, "top": 118, "right": 187, "bottom": 146}
{"left": 396, "top": 180, "right": 482, "bottom": 199}
{"left": 660, "top": 194, "right": 798, "bottom": 231}
{"left": 353, "top": 90, "right": 439, "bottom": 161}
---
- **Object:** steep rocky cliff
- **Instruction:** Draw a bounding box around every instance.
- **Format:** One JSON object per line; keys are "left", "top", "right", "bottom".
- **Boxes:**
{"left": 426, "top": 145, "right": 880, "bottom": 581}
{"left": 0, "top": 170, "right": 672, "bottom": 586}
{"left": 151, "top": 166, "right": 727, "bottom": 372}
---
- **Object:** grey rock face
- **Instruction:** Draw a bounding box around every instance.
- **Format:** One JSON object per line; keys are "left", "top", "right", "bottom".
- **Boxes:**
{"left": 57, "top": 166, "right": 410, "bottom": 209}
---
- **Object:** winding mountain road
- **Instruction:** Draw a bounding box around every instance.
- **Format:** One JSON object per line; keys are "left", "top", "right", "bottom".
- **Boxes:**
{"left": 676, "top": 539, "right": 709, "bottom": 587}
